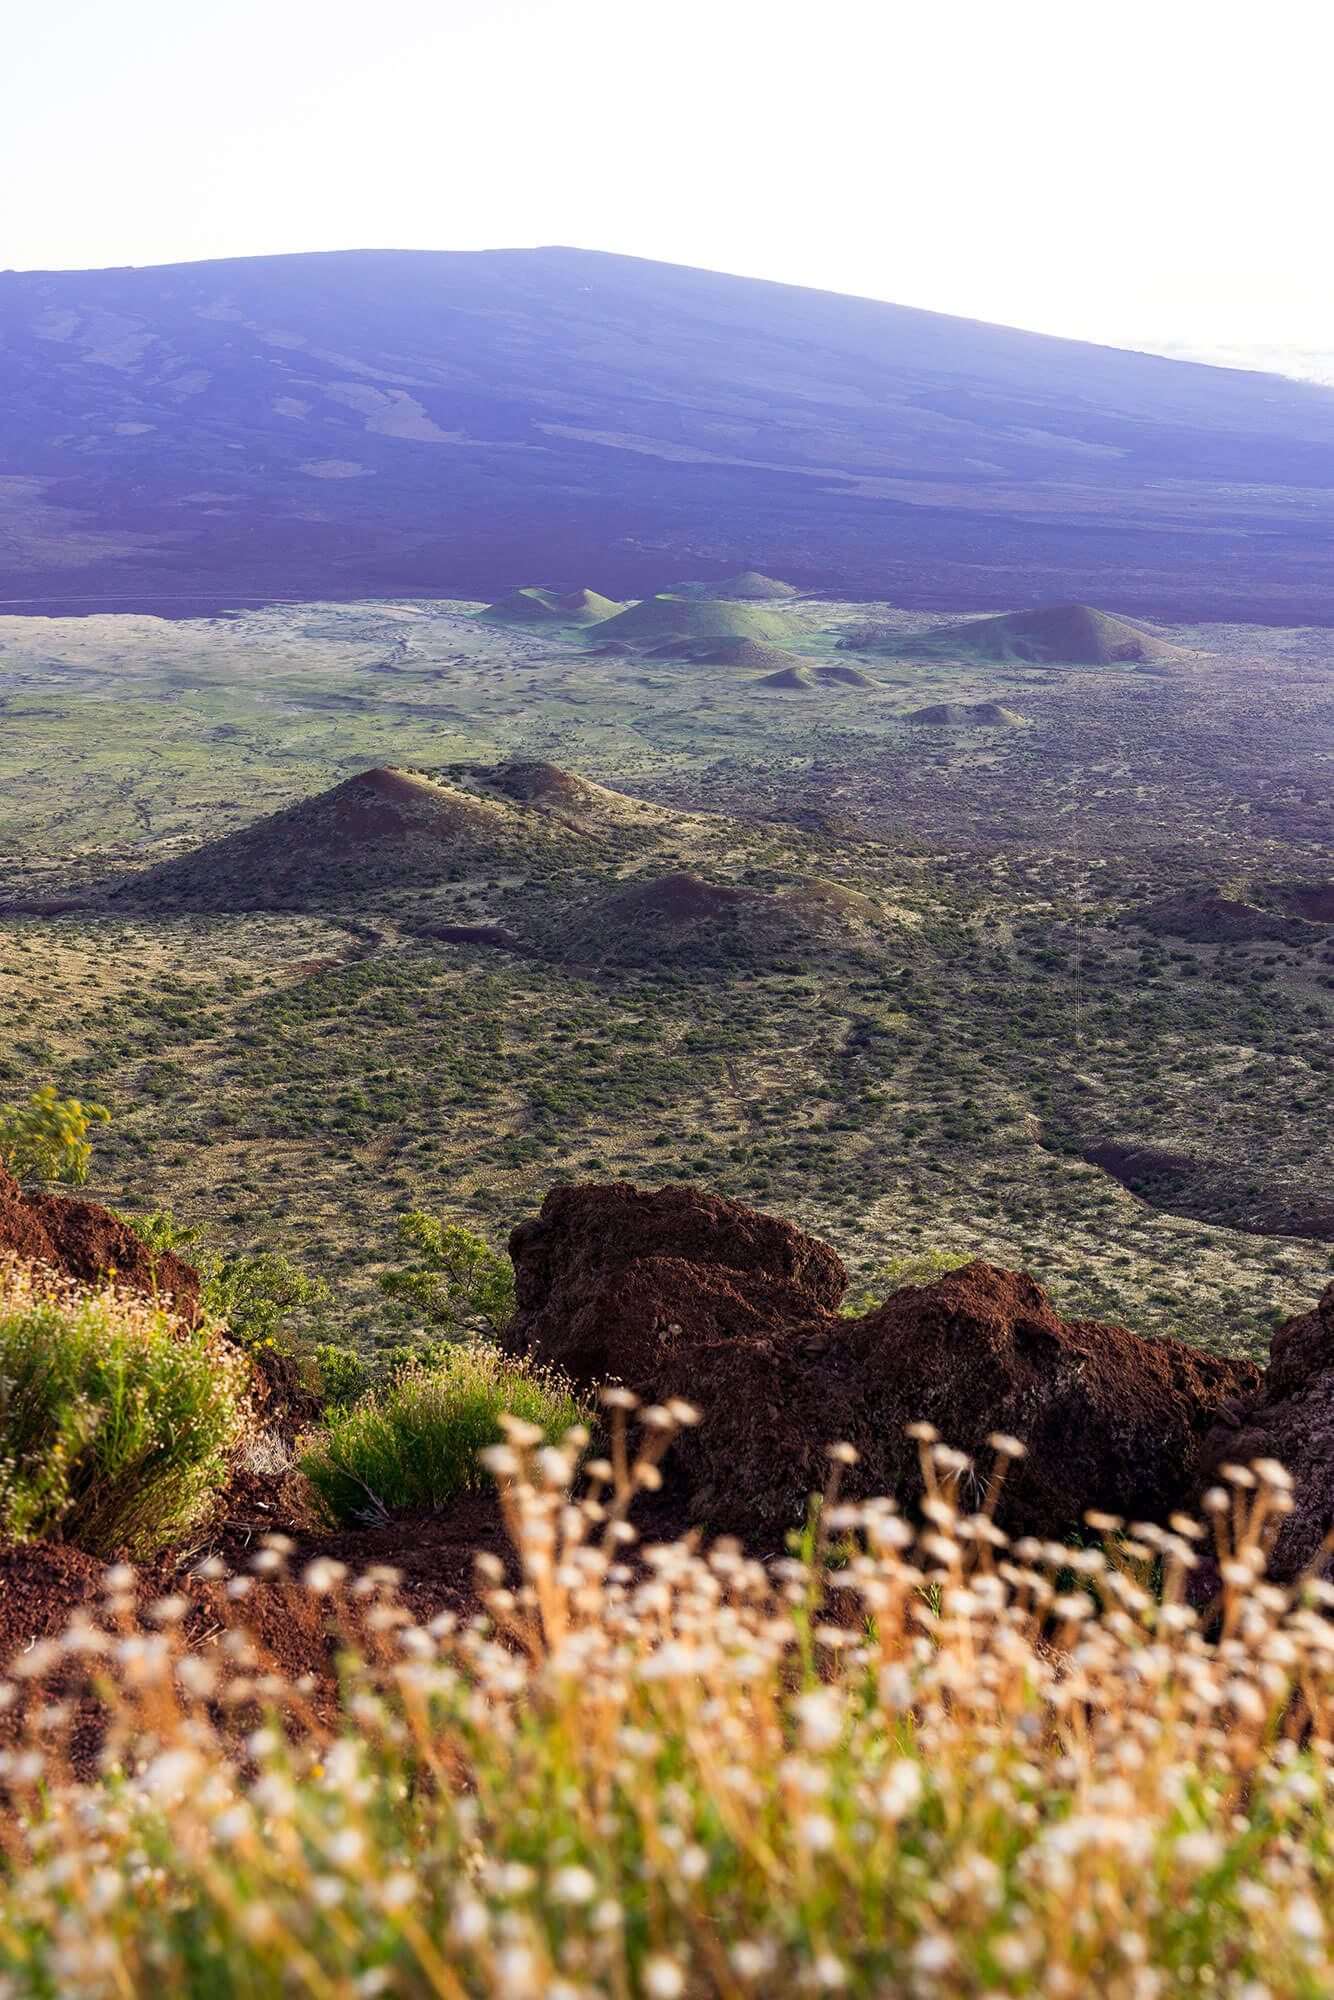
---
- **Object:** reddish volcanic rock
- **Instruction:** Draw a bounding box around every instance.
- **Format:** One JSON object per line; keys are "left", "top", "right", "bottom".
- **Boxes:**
{"left": 0, "top": 1166, "right": 200, "bottom": 1319}
{"left": 844, "top": 1263, "right": 1258, "bottom": 1540}
{"left": 506, "top": 1181, "right": 846, "bottom": 1388}
{"left": 507, "top": 1183, "right": 1259, "bottom": 1536}
{"left": 1195, "top": 1283, "right": 1334, "bottom": 1579}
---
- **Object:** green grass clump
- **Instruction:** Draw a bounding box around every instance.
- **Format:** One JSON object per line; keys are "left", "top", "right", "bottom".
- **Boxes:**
{"left": 841, "top": 1245, "right": 972, "bottom": 1314}
{"left": 300, "top": 1348, "right": 585, "bottom": 1524}
{"left": 0, "top": 1263, "right": 248, "bottom": 1557}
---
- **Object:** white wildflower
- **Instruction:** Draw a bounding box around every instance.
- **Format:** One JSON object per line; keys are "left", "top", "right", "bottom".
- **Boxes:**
{"left": 550, "top": 1865, "right": 597, "bottom": 1905}
{"left": 878, "top": 1760, "right": 923, "bottom": 1820}
{"left": 794, "top": 1688, "right": 844, "bottom": 1752}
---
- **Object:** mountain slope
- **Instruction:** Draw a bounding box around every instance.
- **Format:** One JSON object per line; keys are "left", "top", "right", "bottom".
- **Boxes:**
{"left": 7, "top": 246, "right": 1334, "bottom": 617}
{"left": 479, "top": 586, "right": 622, "bottom": 625}
{"left": 592, "top": 596, "right": 798, "bottom": 648}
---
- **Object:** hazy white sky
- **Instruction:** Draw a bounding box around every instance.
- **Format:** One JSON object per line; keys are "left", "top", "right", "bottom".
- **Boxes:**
{"left": 6, "top": 0, "right": 1334, "bottom": 374}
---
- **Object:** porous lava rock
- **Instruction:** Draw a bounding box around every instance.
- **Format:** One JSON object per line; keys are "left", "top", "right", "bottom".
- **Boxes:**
{"left": 841, "top": 1265, "right": 1256, "bottom": 1541}
{"left": 1194, "top": 1283, "right": 1334, "bottom": 1579}
{"left": 0, "top": 1166, "right": 200, "bottom": 1318}
{"left": 507, "top": 1183, "right": 845, "bottom": 1389}
{"left": 507, "top": 1182, "right": 1258, "bottom": 1536}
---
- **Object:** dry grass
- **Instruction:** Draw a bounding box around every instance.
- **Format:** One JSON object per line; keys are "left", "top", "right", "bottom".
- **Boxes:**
{"left": 0, "top": 1405, "right": 1332, "bottom": 1994}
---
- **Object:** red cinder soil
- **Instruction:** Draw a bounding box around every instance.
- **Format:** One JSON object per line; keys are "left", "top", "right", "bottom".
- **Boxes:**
{"left": 321, "top": 766, "right": 496, "bottom": 847}
{"left": 0, "top": 1167, "right": 200, "bottom": 1317}
{"left": 842, "top": 1262, "right": 1257, "bottom": 1542}
{"left": 609, "top": 874, "right": 764, "bottom": 921}
{"left": 0, "top": 1496, "right": 510, "bottom": 1776}
{"left": 1280, "top": 882, "right": 1334, "bottom": 923}
{"left": 507, "top": 1181, "right": 845, "bottom": 1388}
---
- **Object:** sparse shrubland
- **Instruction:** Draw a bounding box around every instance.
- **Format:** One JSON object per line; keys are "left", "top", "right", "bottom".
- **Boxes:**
{"left": 0, "top": 1262, "right": 247, "bottom": 1556}
{"left": 3, "top": 592, "right": 1326, "bottom": 1363}
{"left": 1, "top": 1410, "right": 1333, "bottom": 1995}
{"left": 299, "top": 1347, "right": 584, "bottom": 1525}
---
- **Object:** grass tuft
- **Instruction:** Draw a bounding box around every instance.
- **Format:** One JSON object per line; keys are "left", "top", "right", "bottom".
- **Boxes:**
{"left": 0, "top": 1260, "right": 248, "bottom": 1557}
{"left": 299, "top": 1347, "right": 585, "bottom": 1524}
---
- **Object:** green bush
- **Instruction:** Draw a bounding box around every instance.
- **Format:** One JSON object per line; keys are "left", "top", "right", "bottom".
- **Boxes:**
{"left": 300, "top": 1348, "right": 585, "bottom": 1525}
{"left": 313, "top": 1341, "right": 371, "bottom": 1406}
{"left": 378, "top": 1211, "right": 515, "bottom": 1339}
{"left": 110, "top": 1207, "right": 198, "bottom": 1256}
{"left": 0, "top": 1266, "right": 248, "bottom": 1556}
{"left": 201, "top": 1251, "right": 332, "bottom": 1349}
{"left": 114, "top": 1212, "right": 332, "bottom": 1354}
{"left": 0, "top": 1085, "right": 110, "bottom": 1186}
{"left": 841, "top": 1246, "right": 972, "bottom": 1315}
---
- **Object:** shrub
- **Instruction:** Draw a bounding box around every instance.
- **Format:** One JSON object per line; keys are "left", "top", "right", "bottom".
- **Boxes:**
{"left": 0, "top": 1263, "right": 248, "bottom": 1556}
{"left": 201, "top": 1251, "right": 332, "bottom": 1350}
{"left": 300, "top": 1348, "right": 584, "bottom": 1524}
{"left": 0, "top": 1085, "right": 110, "bottom": 1186}
{"left": 378, "top": 1211, "right": 515, "bottom": 1340}
{"left": 841, "top": 1245, "right": 971, "bottom": 1314}
{"left": 313, "top": 1341, "right": 371, "bottom": 1406}
{"left": 115, "top": 1212, "right": 332, "bottom": 1353}
{"left": 110, "top": 1207, "right": 199, "bottom": 1255}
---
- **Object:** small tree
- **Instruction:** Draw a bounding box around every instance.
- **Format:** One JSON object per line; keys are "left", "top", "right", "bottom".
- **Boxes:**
{"left": 0, "top": 1086, "right": 110, "bottom": 1187}
{"left": 115, "top": 1211, "right": 332, "bottom": 1352}
{"left": 379, "top": 1211, "right": 515, "bottom": 1342}
{"left": 115, "top": 1209, "right": 200, "bottom": 1254}
{"left": 202, "top": 1251, "right": 333, "bottom": 1350}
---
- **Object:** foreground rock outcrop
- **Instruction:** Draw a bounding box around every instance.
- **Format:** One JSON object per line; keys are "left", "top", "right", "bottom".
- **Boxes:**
{"left": 507, "top": 1183, "right": 1258, "bottom": 1537}
{"left": 0, "top": 1166, "right": 200, "bottom": 1318}
{"left": 1195, "top": 1283, "right": 1334, "bottom": 1579}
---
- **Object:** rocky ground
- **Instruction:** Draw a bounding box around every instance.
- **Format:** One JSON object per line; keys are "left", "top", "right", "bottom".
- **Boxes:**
{"left": 3, "top": 1165, "right": 1331, "bottom": 1713}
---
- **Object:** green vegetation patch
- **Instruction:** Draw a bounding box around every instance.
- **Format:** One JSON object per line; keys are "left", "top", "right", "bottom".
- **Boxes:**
{"left": 300, "top": 1349, "right": 586, "bottom": 1525}
{"left": 866, "top": 603, "right": 1187, "bottom": 666}
{"left": 0, "top": 597, "right": 1327, "bottom": 1365}
{"left": 664, "top": 569, "right": 800, "bottom": 600}
{"left": 478, "top": 586, "right": 623, "bottom": 626}
{"left": 0, "top": 1265, "right": 247, "bottom": 1556}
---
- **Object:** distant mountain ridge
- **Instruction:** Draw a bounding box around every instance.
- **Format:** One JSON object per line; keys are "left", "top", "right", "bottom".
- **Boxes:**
{"left": 6, "top": 246, "right": 1334, "bottom": 618}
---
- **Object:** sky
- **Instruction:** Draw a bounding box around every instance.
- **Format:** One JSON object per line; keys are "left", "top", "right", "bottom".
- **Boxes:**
{"left": 6, "top": 0, "right": 1334, "bottom": 378}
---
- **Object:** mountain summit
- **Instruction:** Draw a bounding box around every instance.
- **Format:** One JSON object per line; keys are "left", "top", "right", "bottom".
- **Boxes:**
{"left": 6, "top": 247, "right": 1334, "bottom": 616}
